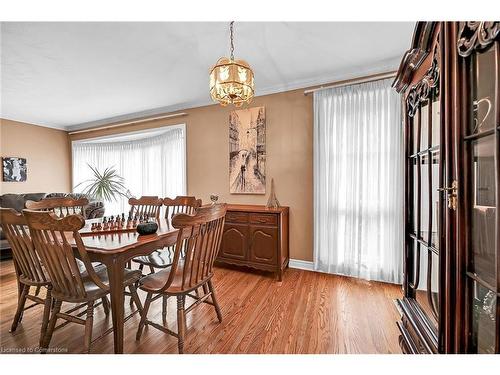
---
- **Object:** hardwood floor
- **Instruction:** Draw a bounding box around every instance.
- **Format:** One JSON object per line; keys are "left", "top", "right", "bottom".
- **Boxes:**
{"left": 0, "top": 260, "right": 402, "bottom": 354}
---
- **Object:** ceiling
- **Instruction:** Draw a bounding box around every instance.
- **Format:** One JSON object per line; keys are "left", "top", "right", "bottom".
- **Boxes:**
{"left": 0, "top": 22, "right": 415, "bottom": 131}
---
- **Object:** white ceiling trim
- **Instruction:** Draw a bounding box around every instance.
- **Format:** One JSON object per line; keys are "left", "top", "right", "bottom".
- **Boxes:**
{"left": 64, "top": 56, "right": 400, "bottom": 133}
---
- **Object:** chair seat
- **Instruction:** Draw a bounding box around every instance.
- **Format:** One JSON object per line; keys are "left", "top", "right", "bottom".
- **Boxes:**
{"left": 132, "top": 248, "right": 174, "bottom": 269}
{"left": 139, "top": 260, "right": 208, "bottom": 294}
{"left": 53, "top": 266, "right": 142, "bottom": 302}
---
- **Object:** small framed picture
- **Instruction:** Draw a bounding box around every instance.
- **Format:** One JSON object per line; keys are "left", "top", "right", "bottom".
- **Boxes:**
{"left": 2, "top": 157, "right": 27, "bottom": 182}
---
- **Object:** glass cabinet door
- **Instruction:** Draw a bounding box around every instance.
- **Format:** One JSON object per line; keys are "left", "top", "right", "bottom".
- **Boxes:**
{"left": 406, "top": 56, "right": 442, "bottom": 336}
{"left": 458, "top": 22, "right": 499, "bottom": 354}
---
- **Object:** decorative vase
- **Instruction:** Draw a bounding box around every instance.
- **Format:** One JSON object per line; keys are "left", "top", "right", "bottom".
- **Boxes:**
{"left": 266, "top": 178, "right": 280, "bottom": 208}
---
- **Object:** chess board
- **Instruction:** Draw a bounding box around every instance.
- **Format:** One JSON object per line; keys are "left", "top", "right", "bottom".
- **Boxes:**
{"left": 79, "top": 215, "right": 153, "bottom": 236}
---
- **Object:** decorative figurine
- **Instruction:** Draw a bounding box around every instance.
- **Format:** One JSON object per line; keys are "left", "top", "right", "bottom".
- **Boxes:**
{"left": 266, "top": 178, "right": 281, "bottom": 209}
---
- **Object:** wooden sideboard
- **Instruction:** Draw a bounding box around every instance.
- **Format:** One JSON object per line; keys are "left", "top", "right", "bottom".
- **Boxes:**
{"left": 216, "top": 204, "right": 289, "bottom": 281}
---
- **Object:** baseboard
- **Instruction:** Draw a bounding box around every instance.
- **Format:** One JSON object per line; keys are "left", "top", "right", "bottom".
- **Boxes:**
{"left": 288, "top": 259, "right": 314, "bottom": 271}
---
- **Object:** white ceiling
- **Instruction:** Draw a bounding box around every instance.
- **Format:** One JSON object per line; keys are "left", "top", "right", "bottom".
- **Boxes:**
{"left": 0, "top": 22, "right": 415, "bottom": 131}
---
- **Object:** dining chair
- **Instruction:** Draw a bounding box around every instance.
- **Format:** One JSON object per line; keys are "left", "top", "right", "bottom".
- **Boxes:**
{"left": 135, "top": 203, "right": 227, "bottom": 353}
{"left": 23, "top": 209, "right": 143, "bottom": 353}
{"left": 128, "top": 196, "right": 163, "bottom": 219}
{"left": 132, "top": 196, "right": 202, "bottom": 321}
{"left": 26, "top": 196, "right": 89, "bottom": 218}
{"left": 26, "top": 196, "right": 100, "bottom": 297}
{"left": 0, "top": 208, "right": 52, "bottom": 346}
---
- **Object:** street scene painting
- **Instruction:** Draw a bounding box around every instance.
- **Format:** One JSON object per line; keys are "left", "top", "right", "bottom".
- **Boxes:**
{"left": 229, "top": 106, "right": 266, "bottom": 194}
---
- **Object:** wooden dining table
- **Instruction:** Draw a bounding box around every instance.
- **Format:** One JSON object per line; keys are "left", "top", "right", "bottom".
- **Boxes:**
{"left": 74, "top": 218, "right": 180, "bottom": 354}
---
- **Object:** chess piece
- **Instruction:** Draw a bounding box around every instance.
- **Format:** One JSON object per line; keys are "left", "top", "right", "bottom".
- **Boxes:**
{"left": 266, "top": 178, "right": 281, "bottom": 209}
{"left": 102, "top": 217, "right": 108, "bottom": 230}
{"left": 133, "top": 215, "right": 138, "bottom": 228}
{"left": 121, "top": 213, "right": 126, "bottom": 228}
{"left": 115, "top": 215, "right": 120, "bottom": 229}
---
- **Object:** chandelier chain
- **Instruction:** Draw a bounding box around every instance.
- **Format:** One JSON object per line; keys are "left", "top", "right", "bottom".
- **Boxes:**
{"left": 230, "top": 21, "right": 235, "bottom": 60}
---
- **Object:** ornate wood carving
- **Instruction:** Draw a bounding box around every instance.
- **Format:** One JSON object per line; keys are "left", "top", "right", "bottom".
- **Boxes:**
{"left": 407, "top": 43, "right": 440, "bottom": 117}
{"left": 393, "top": 22, "right": 438, "bottom": 93}
{"left": 457, "top": 21, "right": 500, "bottom": 57}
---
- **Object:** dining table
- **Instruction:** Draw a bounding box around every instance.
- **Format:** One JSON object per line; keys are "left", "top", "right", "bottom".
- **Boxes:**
{"left": 74, "top": 217, "right": 180, "bottom": 354}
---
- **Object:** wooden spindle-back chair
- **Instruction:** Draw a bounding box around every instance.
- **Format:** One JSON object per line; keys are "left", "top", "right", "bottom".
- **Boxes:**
{"left": 132, "top": 196, "right": 202, "bottom": 320}
{"left": 26, "top": 197, "right": 89, "bottom": 218}
{"left": 163, "top": 196, "right": 202, "bottom": 219}
{"left": 0, "top": 208, "right": 52, "bottom": 346}
{"left": 136, "top": 203, "right": 227, "bottom": 353}
{"left": 128, "top": 196, "right": 163, "bottom": 219}
{"left": 22, "top": 209, "right": 143, "bottom": 353}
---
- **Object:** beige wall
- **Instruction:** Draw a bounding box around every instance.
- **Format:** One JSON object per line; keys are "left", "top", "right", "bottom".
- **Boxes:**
{"left": 0, "top": 119, "right": 71, "bottom": 194}
{"left": 71, "top": 89, "right": 314, "bottom": 261}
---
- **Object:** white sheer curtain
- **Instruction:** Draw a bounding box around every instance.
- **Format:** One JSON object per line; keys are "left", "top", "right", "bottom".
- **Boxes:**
{"left": 72, "top": 126, "right": 186, "bottom": 215}
{"left": 313, "top": 78, "right": 403, "bottom": 284}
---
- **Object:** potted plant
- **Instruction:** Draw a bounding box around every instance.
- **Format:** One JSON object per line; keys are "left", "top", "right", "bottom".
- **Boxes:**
{"left": 74, "top": 164, "right": 129, "bottom": 202}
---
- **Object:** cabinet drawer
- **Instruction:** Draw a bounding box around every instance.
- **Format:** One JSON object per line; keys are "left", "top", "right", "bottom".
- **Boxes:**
{"left": 225, "top": 211, "right": 248, "bottom": 223}
{"left": 249, "top": 213, "right": 277, "bottom": 226}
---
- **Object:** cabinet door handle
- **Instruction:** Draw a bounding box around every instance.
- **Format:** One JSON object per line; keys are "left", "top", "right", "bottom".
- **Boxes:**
{"left": 437, "top": 180, "right": 457, "bottom": 210}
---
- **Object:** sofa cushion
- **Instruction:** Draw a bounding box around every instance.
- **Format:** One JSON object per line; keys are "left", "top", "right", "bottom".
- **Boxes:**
{"left": 44, "top": 192, "right": 66, "bottom": 199}
{"left": 0, "top": 193, "right": 35, "bottom": 212}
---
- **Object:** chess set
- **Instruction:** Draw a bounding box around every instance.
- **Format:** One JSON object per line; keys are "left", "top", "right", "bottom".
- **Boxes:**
{"left": 80, "top": 213, "right": 156, "bottom": 236}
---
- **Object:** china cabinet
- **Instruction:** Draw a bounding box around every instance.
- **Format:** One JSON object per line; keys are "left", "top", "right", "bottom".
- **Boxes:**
{"left": 393, "top": 21, "right": 500, "bottom": 353}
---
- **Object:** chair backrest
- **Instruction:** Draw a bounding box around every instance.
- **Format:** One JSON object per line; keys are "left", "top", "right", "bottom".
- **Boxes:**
{"left": 160, "top": 203, "right": 227, "bottom": 293}
{"left": 163, "top": 196, "right": 202, "bottom": 219}
{"left": 26, "top": 197, "right": 89, "bottom": 218}
{"left": 22, "top": 209, "right": 108, "bottom": 301}
{"left": 0, "top": 208, "right": 48, "bottom": 285}
{"left": 128, "top": 196, "right": 163, "bottom": 219}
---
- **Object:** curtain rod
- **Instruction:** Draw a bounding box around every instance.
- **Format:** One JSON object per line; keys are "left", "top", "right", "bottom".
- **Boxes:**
{"left": 303, "top": 71, "right": 397, "bottom": 95}
{"left": 68, "top": 112, "right": 188, "bottom": 135}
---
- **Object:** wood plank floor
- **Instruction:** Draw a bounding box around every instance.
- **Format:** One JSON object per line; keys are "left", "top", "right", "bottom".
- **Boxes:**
{"left": 0, "top": 260, "right": 402, "bottom": 354}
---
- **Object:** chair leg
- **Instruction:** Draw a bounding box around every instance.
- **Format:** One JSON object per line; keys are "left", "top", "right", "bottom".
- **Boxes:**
{"left": 162, "top": 295, "right": 168, "bottom": 323}
{"left": 101, "top": 296, "right": 110, "bottom": 315}
{"left": 10, "top": 284, "right": 29, "bottom": 332}
{"left": 138, "top": 264, "right": 144, "bottom": 273}
{"left": 202, "top": 283, "right": 209, "bottom": 295}
{"left": 83, "top": 302, "right": 95, "bottom": 354}
{"left": 39, "top": 286, "right": 52, "bottom": 347}
{"left": 207, "top": 279, "right": 222, "bottom": 323}
{"left": 35, "top": 285, "right": 41, "bottom": 296}
{"left": 148, "top": 265, "right": 155, "bottom": 274}
{"left": 176, "top": 295, "right": 186, "bottom": 354}
{"left": 128, "top": 284, "right": 143, "bottom": 313}
{"left": 136, "top": 292, "right": 153, "bottom": 341}
{"left": 41, "top": 299, "right": 62, "bottom": 351}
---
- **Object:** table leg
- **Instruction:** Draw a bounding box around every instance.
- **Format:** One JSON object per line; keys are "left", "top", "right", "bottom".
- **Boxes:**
{"left": 107, "top": 258, "right": 125, "bottom": 354}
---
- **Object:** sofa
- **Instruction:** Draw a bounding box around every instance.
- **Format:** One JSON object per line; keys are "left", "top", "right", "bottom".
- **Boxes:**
{"left": 0, "top": 192, "right": 105, "bottom": 256}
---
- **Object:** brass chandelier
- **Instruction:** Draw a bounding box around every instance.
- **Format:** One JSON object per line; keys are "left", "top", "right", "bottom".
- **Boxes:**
{"left": 209, "top": 21, "right": 255, "bottom": 107}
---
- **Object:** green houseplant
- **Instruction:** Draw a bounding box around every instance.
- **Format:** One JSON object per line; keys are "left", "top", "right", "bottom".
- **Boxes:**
{"left": 74, "top": 164, "right": 129, "bottom": 202}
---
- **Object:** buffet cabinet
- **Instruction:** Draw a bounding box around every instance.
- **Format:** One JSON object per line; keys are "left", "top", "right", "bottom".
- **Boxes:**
{"left": 393, "top": 22, "right": 500, "bottom": 353}
{"left": 216, "top": 204, "right": 289, "bottom": 281}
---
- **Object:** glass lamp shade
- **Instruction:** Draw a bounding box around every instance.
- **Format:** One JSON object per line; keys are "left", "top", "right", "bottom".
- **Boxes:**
{"left": 209, "top": 57, "right": 255, "bottom": 106}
